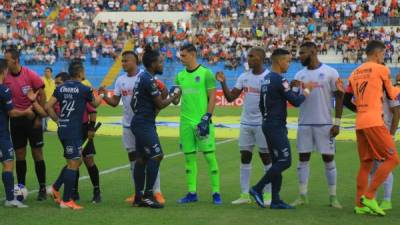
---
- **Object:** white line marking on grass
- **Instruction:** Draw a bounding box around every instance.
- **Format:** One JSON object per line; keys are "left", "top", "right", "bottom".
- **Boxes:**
{"left": 21, "top": 138, "right": 237, "bottom": 196}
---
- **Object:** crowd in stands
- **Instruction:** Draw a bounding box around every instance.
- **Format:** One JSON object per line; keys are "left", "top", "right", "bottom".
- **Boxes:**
{"left": 1, "top": 0, "right": 400, "bottom": 67}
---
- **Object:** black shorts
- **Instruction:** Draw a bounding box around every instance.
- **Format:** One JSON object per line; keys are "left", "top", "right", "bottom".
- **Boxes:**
{"left": 81, "top": 123, "right": 96, "bottom": 158}
{"left": 10, "top": 117, "right": 44, "bottom": 150}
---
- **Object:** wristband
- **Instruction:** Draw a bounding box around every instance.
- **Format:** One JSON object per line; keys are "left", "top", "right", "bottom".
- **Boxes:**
{"left": 334, "top": 118, "right": 341, "bottom": 126}
{"left": 303, "top": 88, "right": 310, "bottom": 95}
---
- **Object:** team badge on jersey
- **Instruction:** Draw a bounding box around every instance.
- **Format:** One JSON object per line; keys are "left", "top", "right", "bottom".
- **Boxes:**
{"left": 195, "top": 76, "right": 200, "bottom": 82}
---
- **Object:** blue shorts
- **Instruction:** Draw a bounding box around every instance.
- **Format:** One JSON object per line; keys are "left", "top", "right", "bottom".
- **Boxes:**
{"left": 60, "top": 138, "right": 82, "bottom": 160}
{"left": 262, "top": 121, "right": 291, "bottom": 165}
{"left": 131, "top": 123, "right": 163, "bottom": 158}
{"left": 0, "top": 137, "right": 14, "bottom": 162}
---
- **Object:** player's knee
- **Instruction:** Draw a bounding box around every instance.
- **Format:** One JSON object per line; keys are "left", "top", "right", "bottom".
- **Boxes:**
{"left": 2, "top": 160, "right": 13, "bottom": 172}
{"left": 128, "top": 150, "right": 136, "bottom": 162}
{"left": 152, "top": 154, "right": 163, "bottom": 162}
{"left": 299, "top": 153, "right": 311, "bottom": 162}
{"left": 240, "top": 151, "right": 253, "bottom": 164}
{"left": 31, "top": 149, "right": 44, "bottom": 161}
{"left": 259, "top": 152, "right": 271, "bottom": 165}
{"left": 84, "top": 156, "right": 95, "bottom": 167}
{"left": 322, "top": 154, "right": 334, "bottom": 163}
{"left": 15, "top": 148, "right": 26, "bottom": 160}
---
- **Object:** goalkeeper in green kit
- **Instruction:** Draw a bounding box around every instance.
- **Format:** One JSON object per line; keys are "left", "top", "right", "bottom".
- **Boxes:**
{"left": 173, "top": 44, "right": 221, "bottom": 205}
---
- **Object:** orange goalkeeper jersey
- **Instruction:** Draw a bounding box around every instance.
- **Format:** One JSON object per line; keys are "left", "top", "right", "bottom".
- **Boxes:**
{"left": 347, "top": 62, "right": 400, "bottom": 129}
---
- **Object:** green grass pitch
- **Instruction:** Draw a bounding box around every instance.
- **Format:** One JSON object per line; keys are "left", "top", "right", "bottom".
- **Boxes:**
{"left": 0, "top": 106, "right": 399, "bottom": 225}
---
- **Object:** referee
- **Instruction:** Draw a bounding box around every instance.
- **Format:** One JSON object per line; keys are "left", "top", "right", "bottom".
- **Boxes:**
{"left": 4, "top": 48, "right": 48, "bottom": 200}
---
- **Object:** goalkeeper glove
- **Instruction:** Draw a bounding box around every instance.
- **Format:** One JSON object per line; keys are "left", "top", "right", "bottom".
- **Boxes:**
{"left": 169, "top": 85, "right": 181, "bottom": 96}
{"left": 197, "top": 113, "right": 212, "bottom": 138}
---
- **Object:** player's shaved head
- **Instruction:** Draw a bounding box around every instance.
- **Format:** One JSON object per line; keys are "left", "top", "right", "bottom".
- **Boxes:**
{"left": 68, "top": 60, "right": 85, "bottom": 79}
{"left": 271, "top": 48, "right": 290, "bottom": 63}
{"left": 366, "top": 40, "right": 386, "bottom": 56}
{"left": 299, "top": 42, "right": 318, "bottom": 67}
{"left": 249, "top": 47, "right": 266, "bottom": 61}
{"left": 300, "top": 42, "right": 318, "bottom": 50}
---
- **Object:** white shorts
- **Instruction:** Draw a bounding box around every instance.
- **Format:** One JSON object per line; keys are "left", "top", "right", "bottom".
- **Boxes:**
{"left": 239, "top": 124, "right": 268, "bottom": 153}
{"left": 296, "top": 125, "right": 335, "bottom": 155}
{"left": 123, "top": 127, "right": 136, "bottom": 152}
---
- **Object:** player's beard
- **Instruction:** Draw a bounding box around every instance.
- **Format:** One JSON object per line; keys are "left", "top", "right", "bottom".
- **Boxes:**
{"left": 301, "top": 56, "right": 311, "bottom": 67}
{"left": 155, "top": 69, "right": 163, "bottom": 75}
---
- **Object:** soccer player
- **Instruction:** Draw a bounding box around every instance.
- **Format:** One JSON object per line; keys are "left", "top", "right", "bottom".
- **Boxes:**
{"left": 49, "top": 72, "right": 102, "bottom": 203}
{"left": 291, "top": 42, "right": 344, "bottom": 208}
{"left": 42, "top": 67, "right": 55, "bottom": 132}
{"left": 45, "top": 61, "right": 103, "bottom": 210}
{"left": 174, "top": 44, "right": 221, "bottom": 205}
{"left": 368, "top": 84, "right": 400, "bottom": 210}
{"left": 99, "top": 51, "right": 165, "bottom": 204}
{"left": 0, "top": 59, "right": 34, "bottom": 208}
{"left": 249, "top": 48, "right": 313, "bottom": 209}
{"left": 130, "top": 46, "right": 179, "bottom": 208}
{"left": 343, "top": 40, "right": 400, "bottom": 216}
{"left": 216, "top": 47, "right": 272, "bottom": 205}
{"left": 4, "top": 48, "right": 48, "bottom": 200}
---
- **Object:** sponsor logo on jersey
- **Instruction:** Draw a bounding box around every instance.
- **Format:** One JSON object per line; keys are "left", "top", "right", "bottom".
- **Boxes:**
{"left": 60, "top": 86, "right": 79, "bottom": 93}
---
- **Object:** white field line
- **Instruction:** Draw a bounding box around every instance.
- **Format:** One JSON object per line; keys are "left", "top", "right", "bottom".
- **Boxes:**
{"left": 21, "top": 138, "right": 237, "bottom": 196}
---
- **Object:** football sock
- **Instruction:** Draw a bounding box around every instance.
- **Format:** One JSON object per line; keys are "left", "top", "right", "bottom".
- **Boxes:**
{"left": 145, "top": 158, "right": 160, "bottom": 195}
{"left": 73, "top": 169, "right": 79, "bottom": 194}
{"left": 366, "top": 157, "right": 398, "bottom": 199}
{"left": 34, "top": 160, "right": 46, "bottom": 188}
{"left": 324, "top": 160, "right": 337, "bottom": 196}
{"left": 240, "top": 163, "right": 251, "bottom": 194}
{"left": 263, "top": 163, "right": 272, "bottom": 193}
{"left": 204, "top": 151, "right": 220, "bottom": 193}
{"left": 54, "top": 166, "right": 66, "bottom": 191}
{"left": 271, "top": 173, "right": 283, "bottom": 203}
{"left": 297, "top": 161, "right": 309, "bottom": 195}
{"left": 184, "top": 153, "right": 197, "bottom": 193}
{"left": 16, "top": 160, "right": 27, "bottom": 185}
{"left": 383, "top": 172, "right": 393, "bottom": 201}
{"left": 87, "top": 164, "right": 100, "bottom": 190}
{"left": 63, "top": 168, "right": 77, "bottom": 202}
{"left": 356, "top": 160, "right": 373, "bottom": 207}
{"left": 153, "top": 170, "right": 161, "bottom": 193}
{"left": 2, "top": 171, "right": 14, "bottom": 201}
{"left": 130, "top": 160, "right": 135, "bottom": 186}
{"left": 134, "top": 160, "right": 145, "bottom": 198}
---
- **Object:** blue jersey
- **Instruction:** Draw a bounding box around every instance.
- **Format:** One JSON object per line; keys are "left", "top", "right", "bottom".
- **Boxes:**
{"left": 0, "top": 84, "right": 13, "bottom": 136}
{"left": 53, "top": 80, "right": 94, "bottom": 139}
{"left": 131, "top": 71, "right": 160, "bottom": 124}
{"left": 260, "top": 72, "right": 305, "bottom": 124}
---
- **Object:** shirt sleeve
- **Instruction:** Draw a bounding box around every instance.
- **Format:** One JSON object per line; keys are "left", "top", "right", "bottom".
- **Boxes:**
{"left": 234, "top": 74, "right": 243, "bottom": 90}
{"left": 114, "top": 78, "right": 121, "bottom": 97}
{"left": 279, "top": 77, "right": 305, "bottom": 107}
{"left": 329, "top": 69, "right": 340, "bottom": 92}
{"left": 84, "top": 86, "right": 94, "bottom": 102}
{"left": 0, "top": 87, "right": 13, "bottom": 112}
{"left": 53, "top": 87, "right": 61, "bottom": 102}
{"left": 381, "top": 66, "right": 400, "bottom": 100}
{"left": 205, "top": 69, "right": 216, "bottom": 90}
{"left": 147, "top": 77, "right": 160, "bottom": 97}
{"left": 29, "top": 69, "right": 45, "bottom": 90}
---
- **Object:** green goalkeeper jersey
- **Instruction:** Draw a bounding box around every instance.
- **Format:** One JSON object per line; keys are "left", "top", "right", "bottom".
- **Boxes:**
{"left": 175, "top": 65, "right": 216, "bottom": 124}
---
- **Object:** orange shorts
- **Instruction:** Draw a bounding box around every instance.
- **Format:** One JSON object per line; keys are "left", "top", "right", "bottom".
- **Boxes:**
{"left": 356, "top": 126, "right": 398, "bottom": 161}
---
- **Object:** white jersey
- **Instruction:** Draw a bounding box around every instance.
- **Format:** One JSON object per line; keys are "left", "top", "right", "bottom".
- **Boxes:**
{"left": 234, "top": 69, "right": 269, "bottom": 126}
{"left": 383, "top": 96, "right": 400, "bottom": 130}
{"left": 294, "top": 64, "right": 339, "bottom": 125}
{"left": 114, "top": 71, "right": 141, "bottom": 128}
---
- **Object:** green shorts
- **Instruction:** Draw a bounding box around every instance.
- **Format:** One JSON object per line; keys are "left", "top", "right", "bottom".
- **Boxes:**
{"left": 179, "top": 122, "right": 216, "bottom": 153}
